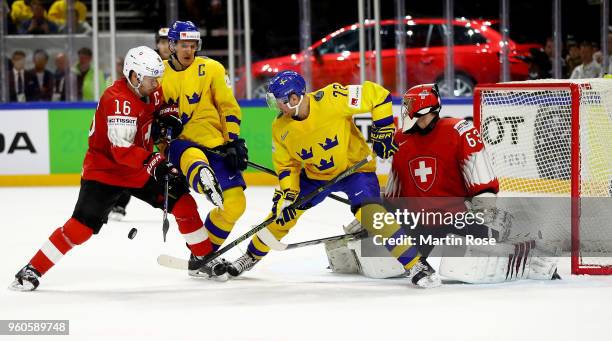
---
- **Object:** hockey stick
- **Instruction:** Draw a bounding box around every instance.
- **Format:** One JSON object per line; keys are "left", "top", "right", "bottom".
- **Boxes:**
{"left": 157, "top": 155, "right": 372, "bottom": 271}
{"left": 161, "top": 128, "right": 173, "bottom": 242}
{"left": 257, "top": 227, "right": 368, "bottom": 251}
{"left": 205, "top": 147, "right": 351, "bottom": 206}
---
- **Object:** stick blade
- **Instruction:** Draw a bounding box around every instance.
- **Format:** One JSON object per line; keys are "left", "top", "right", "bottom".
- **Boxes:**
{"left": 157, "top": 254, "right": 188, "bottom": 270}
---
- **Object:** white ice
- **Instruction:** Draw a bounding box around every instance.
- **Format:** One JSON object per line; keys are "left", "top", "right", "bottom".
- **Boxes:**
{"left": 1, "top": 186, "right": 611, "bottom": 341}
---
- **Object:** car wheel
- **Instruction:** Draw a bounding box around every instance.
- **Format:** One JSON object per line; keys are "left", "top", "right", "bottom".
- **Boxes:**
{"left": 435, "top": 74, "right": 475, "bottom": 97}
{"left": 252, "top": 79, "right": 270, "bottom": 99}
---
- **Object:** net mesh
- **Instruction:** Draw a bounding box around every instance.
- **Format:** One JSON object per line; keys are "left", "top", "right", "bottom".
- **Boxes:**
{"left": 476, "top": 79, "right": 612, "bottom": 272}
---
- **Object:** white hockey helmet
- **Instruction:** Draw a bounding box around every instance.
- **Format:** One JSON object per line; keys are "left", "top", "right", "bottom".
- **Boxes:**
{"left": 123, "top": 46, "right": 165, "bottom": 84}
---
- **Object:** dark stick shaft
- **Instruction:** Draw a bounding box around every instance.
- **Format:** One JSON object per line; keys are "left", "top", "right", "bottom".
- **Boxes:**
{"left": 206, "top": 148, "right": 351, "bottom": 206}
{"left": 192, "top": 156, "right": 371, "bottom": 269}
{"left": 285, "top": 230, "right": 367, "bottom": 250}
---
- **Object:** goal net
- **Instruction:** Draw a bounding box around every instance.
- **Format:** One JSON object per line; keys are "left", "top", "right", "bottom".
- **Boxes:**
{"left": 474, "top": 79, "right": 612, "bottom": 275}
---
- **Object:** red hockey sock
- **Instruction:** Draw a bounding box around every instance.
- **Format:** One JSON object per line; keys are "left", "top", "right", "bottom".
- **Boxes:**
{"left": 172, "top": 195, "right": 213, "bottom": 257}
{"left": 29, "top": 218, "right": 93, "bottom": 275}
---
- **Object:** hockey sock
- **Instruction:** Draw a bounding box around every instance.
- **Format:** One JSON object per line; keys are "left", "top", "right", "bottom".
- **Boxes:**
{"left": 172, "top": 194, "right": 212, "bottom": 257}
{"left": 204, "top": 187, "right": 246, "bottom": 251}
{"left": 356, "top": 204, "right": 421, "bottom": 270}
{"left": 29, "top": 218, "right": 93, "bottom": 275}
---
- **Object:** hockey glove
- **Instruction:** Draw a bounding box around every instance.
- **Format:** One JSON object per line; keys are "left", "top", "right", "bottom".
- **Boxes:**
{"left": 370, "top": 125, "right": 399, "bottom": 159}
{"left": 145, "top": 152, "right": 180, "bottom": 183}
{"left": 152, "top": 104, "right": 183, "bottom": 143}
{"left": 216, "top": 138, "right": 249, "bottom": 171}
{"left": 271, "top": 189, "right": 298, "bottom": 226}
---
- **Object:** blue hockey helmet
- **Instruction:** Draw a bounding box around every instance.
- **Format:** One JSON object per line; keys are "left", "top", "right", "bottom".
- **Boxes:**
{"left": 266, "top": 71, "right": 306, "bottom": 114}
{"left": 168, "top": 20, "right": 201, "bottom": 51}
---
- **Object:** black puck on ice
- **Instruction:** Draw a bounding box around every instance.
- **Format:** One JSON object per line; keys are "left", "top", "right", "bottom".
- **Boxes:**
{"left": 128, "top": 228, "right": 138, "bottom": 239}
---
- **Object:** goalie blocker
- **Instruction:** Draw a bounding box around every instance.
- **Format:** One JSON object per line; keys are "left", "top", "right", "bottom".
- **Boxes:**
{"left": 325, "top": 219, "right": 560, "bottom": 284}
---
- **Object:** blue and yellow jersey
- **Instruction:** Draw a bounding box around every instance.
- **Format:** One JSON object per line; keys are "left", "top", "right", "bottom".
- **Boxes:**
{"left": 273, "top": 81, "right": 393, "bottom": 192}
{"left": 160, "top": 56, "right": 241, "bottom": 148}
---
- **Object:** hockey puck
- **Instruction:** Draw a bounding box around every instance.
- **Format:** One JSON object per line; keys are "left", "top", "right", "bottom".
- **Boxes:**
{"left": 128, "top": 228, "right": 138, "bottom": 239}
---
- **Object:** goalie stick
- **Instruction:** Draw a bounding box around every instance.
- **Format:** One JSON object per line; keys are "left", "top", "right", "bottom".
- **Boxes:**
{"left": 157, "top": 155, "right": 372, "bottom": 271}
{"left": 257, "top": 227, "right": 368, "bottom": 251}
{"left": 205, "top": 147, "right": 351, "bottom": 206}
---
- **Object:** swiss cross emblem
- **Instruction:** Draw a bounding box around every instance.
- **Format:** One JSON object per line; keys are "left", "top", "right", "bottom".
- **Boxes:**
{"left": 418, "top": 90, "right": 429, "bottom": 99}
{"left": 409, "top": 157, "right": 437, "bottom": 192}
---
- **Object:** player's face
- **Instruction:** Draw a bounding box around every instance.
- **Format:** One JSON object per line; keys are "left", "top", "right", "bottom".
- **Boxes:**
{"left": 174, "top": 40, "right": 198, "bottom": 66}
{"left": 157, "top": 38, "right": 171, "bottom": 60}
{"left": 138, "top": 76, "right": 159, "bottom": 96}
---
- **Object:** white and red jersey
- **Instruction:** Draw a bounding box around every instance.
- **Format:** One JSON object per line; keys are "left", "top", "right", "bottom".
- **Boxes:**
{"left": 82, "top": 79, "right": 164, "bottom": 188}
{"left": 386, "top": 117, "right": 498, "bottom": 198}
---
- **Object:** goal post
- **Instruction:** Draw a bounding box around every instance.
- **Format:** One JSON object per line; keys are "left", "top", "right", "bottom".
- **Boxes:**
{"left": 473, "top": 79, "right": 612, "bottom": 275}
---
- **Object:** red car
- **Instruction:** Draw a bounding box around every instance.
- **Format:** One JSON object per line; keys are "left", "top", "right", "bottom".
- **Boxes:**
{"left": 236, "top": 18, "right": 539, "bottom": 98}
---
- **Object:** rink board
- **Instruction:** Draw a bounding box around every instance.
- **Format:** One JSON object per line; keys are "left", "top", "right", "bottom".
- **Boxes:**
{"left": 0, "top": 98, "right": 472, "bottom": 186}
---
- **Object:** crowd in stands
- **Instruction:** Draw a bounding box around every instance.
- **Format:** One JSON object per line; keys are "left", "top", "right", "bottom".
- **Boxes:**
{"left": 3, "top": 24, "right": 171, "bottom": 103}
{"left": 4, "top": 0, "right": 91, "bottom": 35}
{"left": 525, "top": 33, "right": 612, "bottom": 80}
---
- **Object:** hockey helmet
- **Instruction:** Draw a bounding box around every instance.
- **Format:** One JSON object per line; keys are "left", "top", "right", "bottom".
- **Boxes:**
{"left": 266, "top": 71, "right": 307, "bottom": 115}
{"left": 123, "top": 46, "right": 164, "bottom": 85}
{"left": 401, "top": 84, "right": 441, "bottom": 132}
{"left": 168, "top": 20, "right": 201, "bottom": 51}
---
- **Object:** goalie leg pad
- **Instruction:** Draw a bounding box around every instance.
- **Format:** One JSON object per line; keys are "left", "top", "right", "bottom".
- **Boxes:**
{"left": 439, "top": 238, "right": 558, "bottom": 283}
{"left": 347, "top": 238, "right": 407, "bottom": 279}
{"left": 325, "top": 238, "right": 360, "bottom": 274}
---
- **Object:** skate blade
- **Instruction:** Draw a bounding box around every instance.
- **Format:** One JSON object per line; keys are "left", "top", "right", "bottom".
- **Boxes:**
{"left": 8, "top": 279, "right": 36, "bottom": 292}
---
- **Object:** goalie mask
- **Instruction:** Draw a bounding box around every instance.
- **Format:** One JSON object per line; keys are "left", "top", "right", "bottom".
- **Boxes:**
{"left": 401, "top": 84, "right": 441, "bottom": 133}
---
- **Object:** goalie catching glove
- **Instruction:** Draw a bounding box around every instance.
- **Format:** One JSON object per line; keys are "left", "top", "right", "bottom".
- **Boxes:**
{"left": 370, "top": 125, "right": 399, "bottom": 159}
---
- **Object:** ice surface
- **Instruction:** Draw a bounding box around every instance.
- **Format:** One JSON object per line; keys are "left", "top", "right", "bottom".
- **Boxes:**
{"left": 1, "top": 186, "right": 611, "bottom": 340}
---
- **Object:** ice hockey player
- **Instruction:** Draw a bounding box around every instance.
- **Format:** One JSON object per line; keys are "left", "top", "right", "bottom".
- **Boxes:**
{"left": 383, "top": 83, "right": 560, "bottom": 283}
{"left": 227, "top": 71, "right": 439, "bottom": 288}
{"left": 160, "top": 20, "right": 248, "bottom": 262}
{"left": 10, "top": 46, "right": 227, "bottom": 291}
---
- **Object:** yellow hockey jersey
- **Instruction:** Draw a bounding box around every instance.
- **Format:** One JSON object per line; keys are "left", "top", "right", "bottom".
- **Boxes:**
{"left": 273, "top": 81, "right": 393, "bottom": 192}
{"left": 160, "top": 57, "right": 241, "bottom": 148}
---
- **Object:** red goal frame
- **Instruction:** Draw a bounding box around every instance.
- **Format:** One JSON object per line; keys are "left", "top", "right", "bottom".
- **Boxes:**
{"left": 474, "top": 82, "right": 612, "bottom": 275}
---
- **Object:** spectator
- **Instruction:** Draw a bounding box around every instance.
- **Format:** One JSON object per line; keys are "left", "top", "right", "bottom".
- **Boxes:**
{"left": 58, "top": 9, "right": 92, "bottom": 34}
{"left": 607, "top": 32, "right": 612, "bottom": 74}
{"left": 8, "top": 50, "right": 37, "bottom": 102}
{"left": 10, "top": 0, "right": 35, "bottom": 28}
{"left": 28, "top": 49, "right": 54, "bottom": 101}
{"left": 543, "top": 37, "right": 565, "bottom": 77}
{"left": 106, "top": 56, "right": 125, "bottom": 85}
{"left": 19, "top": 0, "right": 58, "bottom": 34}
{"left": 565, "top": 40, "right": 581, "bottom": 78}
{"left": 155, "top": 27, "right": 171, "bottom": 60}
{"left": 2, "top": 0, "right": 16, "bottom": 34}
{"left": 570, "top": 41, "right": 602, "bottom": 79}
{"left": 52, "top": 52, "right": 67, "bottom": 101}
{"left": 48, "top": 0, "right": 87, "bottom": 26}
{"left": 72, "top": 47, "right": 105, "bottom": 101}
{"left": 525, "top": 48, "right": 552, "bottom": 80}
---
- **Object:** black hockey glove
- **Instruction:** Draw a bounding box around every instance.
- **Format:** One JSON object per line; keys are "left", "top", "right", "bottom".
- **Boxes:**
{"left": 216, "top": 138, "right": 248, "bottom": 171}
{"left": 152, "top": 104, "right": 183, "bottom": 143}
{"left": 370, "top": 125, "right": 399, "bottom": 159}
{"left": 144, "top": 152, "right": 180, "bottom": 183}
